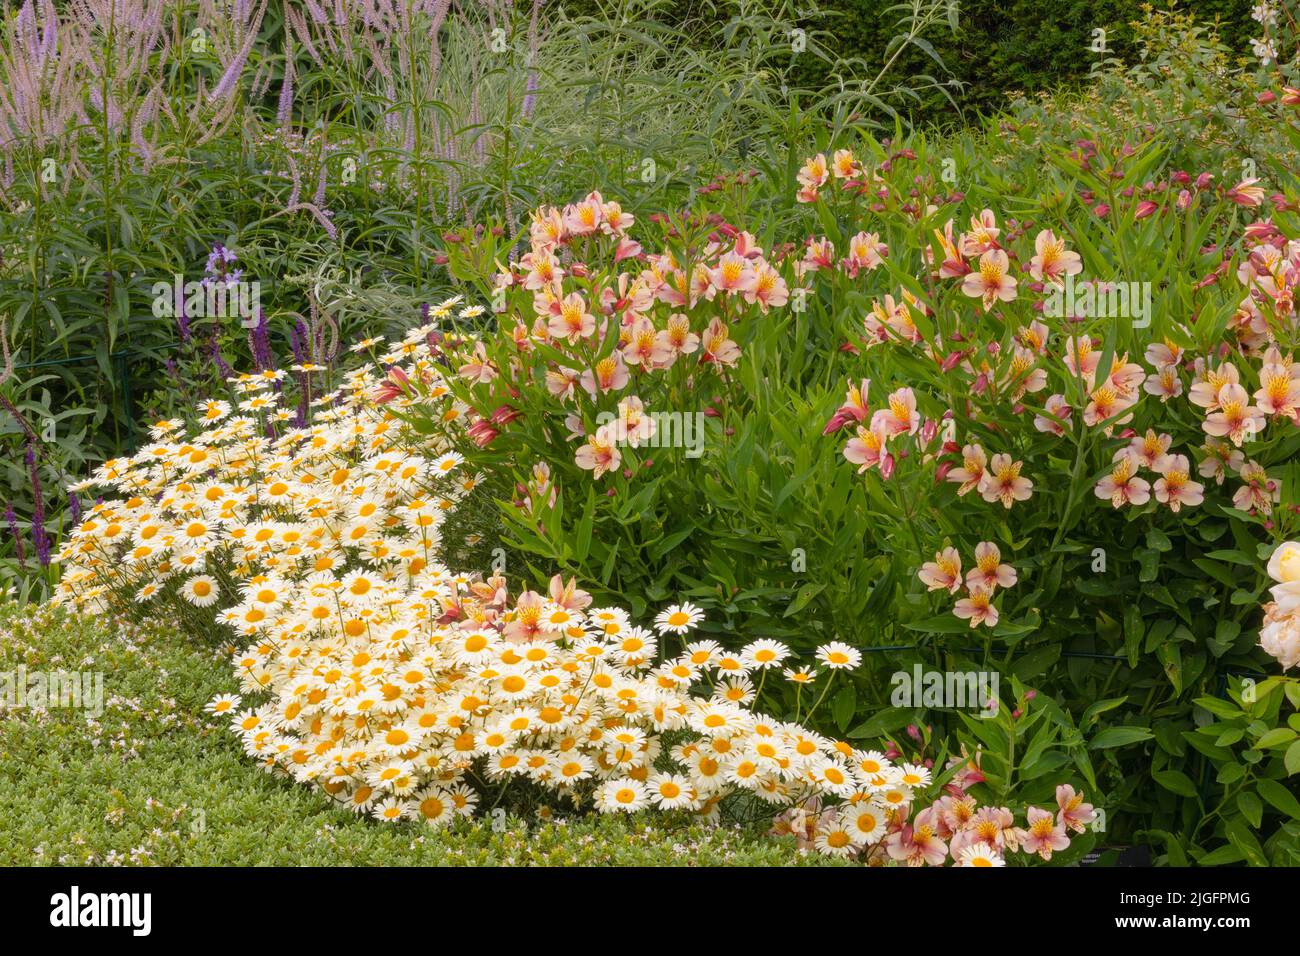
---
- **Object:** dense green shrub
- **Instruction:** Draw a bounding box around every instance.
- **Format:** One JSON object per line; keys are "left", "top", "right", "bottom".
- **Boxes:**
{"left": 563, "top": 0, "right": 1259, "bottom": 123}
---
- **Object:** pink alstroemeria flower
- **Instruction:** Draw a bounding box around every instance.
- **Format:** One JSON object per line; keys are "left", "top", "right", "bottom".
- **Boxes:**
{"left": 1018, "top": 806, "right": 1071, "bottom": 860}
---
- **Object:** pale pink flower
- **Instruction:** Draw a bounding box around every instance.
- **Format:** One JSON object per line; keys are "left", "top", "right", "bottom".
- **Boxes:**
{"left": 580, "top": 353, "right": 629, "bottom": 396}
{"left": 933, "top": 220, "right": 968, "bottom": 278}
{"left": 563, "top": 192, "right": 605, "bottom": 234}
{"left": 823, "top": 378, "right": 871, "bottom": 434}
{"left": 710, "top": 252, "right": 753, "bottom": 296}
{"left": 978, "top": 454, "right": 1033, "bottom": 508}
{"left": 521, "top": 250, "right": 564, "bottom": 290}
{"left": 1153, "top": 454, "right": 1204, "bottom": 512}
{"left": 1197, "top": 439, "right": 1243, "bottom": 485}
{"left": 961, "top": 249, "right": 1018, "bottom": 309}
{"left": 622, "top": 318, "right": 671, "bottom": 369}
{"left": 657, "top": 313, "right": 700, "bottom": 357}
{"left": 1127, "top": 429, "right": 1173, "bottom": 471}
{"left": 1232, "top": 460, "right": 1279, "bottom": 515}
{"left": 1188, "top": 361, "right": 1240, "bottom": 410}
{"left": 842, "top": 231, "right": 889, "bottom": 276}
{"left": 1033, "top": 394, "right": 1072, "bottom": 436}
{"left": 796, "top": 153, "right": 828, "bottom": 195}
{"left": 959, "top": 208, "right": 1000, "bottom": 257}
{"left": 1226, "top": 177, "right": 1266, "bottom": 207}
{"left": 1203, "top": 382, "right": 1265, "bottom": 447}
{"left": 1144, "top": 339, "right": 1184, "bottom": 369}
{"left": 1255, "top": 361, "right": 1300, "bottom": 421}
{"left": 844, "top": 420, "right": 889, "bottom": 474}
{"left": 966, "top": 806, "right": 1016, "bottom": 851}
{"left": 457, "top": 343, "right": 498, "bottom": 384}
{"left": 1082, "top": 384, "right": 1135, "bottom": 430}
{"left": 1017, "top": 320, "right": 1050, "bottom": 356}
{"left": 501, "top": 590, "right": 546, "bottom": 643}
{"left": 1055, "top": 785, "right": 1096, "bottom": 834}
{"left": 830, "top": 149, "right": 860, "bottom": 180}
{"left": 954, "top": 585, "right": 999, "bottom": 629}
{"left": 548, "top": 573, "right": 593, "bottom": 611}
{"left": 699, "top": 318, "right": 740, "bottom": 368}
{"left": 1064, "top": 335, "right": 1100, "bottom": 383}
{"left": 919, "top": 547, "right": 963, "bottom": 594}
{"left": 800, "top": 237, "right": 836, "bottom": 274}
{"left": 1027, "top": 229, "right": 1082, "bottom": 284}
{"left": 872, "top": 386, "right": 921, "bottom": 437}
{"left": 612, "top": 396, "right": 656, "bottom": 447}
{"left": 1017, "top": 806, "right": 1070, "bottom": 860}
{"left": 947, "top": 443, "right": 988, "bottom": 497}
{"left": 529, "top": 206, "right": 567, "bottom": 249}
{"left": 548, "top": 292, "right": 596, "bottom": 342}
{"left": 601, "top": 199, "right": 634, "bottom": 235}
{"left": 545, "top": 366, "right": 581, "bottom": 400}
{"left": 966, "top": 541, "right": 1017, "bottom": 591}
{"left": 574, "top": 423, "right": 622, "bottom": 479}
{"left": 1143, "top": 364, "right": 1183, "bottom": 401}
{"left": 1259, "top": 611, "right": 1300, "bottom": 670}
{"left": 885, "top": 812, "right": 948, "bottom": 866}
{"left": 741, "top": 259, "right": 789, "bottom": 312}
{"left": 1095, "top": 450, "right": 1150, "bottom": 508}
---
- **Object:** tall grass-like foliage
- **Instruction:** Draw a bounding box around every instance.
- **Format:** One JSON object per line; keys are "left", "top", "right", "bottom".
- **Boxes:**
{"left": 7, "top": 0, "right": 944, "bottom": 597}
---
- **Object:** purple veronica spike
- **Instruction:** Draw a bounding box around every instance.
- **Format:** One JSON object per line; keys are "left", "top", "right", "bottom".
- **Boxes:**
{"left": 4, "top": 504, "right": 25, "bottom": 570}
{"left": 291, "top": 317, "right": 308, "bottom": 364}
{"left": 26, "top": 441, "right": 49, "bottom": 566}
{"left": 208, "top": 329, "right": 235, "bottom": 379}
{"left": 249, "top": 310, "right": 275, "bottom": 372}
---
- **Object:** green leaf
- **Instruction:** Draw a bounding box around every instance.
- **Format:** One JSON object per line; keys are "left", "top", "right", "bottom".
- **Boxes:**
{"left": 847, "top": 708, "right": 913, "bottom": 740}
{"left": 1145, "top": 528, "right": 1172, "bottom": 552}
{"left": 572, "top": 487, "right": 596, "bottom": 563}
{"left": 902, "top": 614, "right": 976, "bottom": 634}
{"left": 1197, "top": 844, "right": 1245, "bottom": 866}
{"left": 1081, "top": 697, "right": 1128, "bottom": 732}
{"left": 783, "top": 581, "right": 826, "bottom": 618}
{"left": 1237, "top": 790, "right": 1263, "bottom": 828}
{"left": 1258, "top": 778, "right": 1300, "bottom": 820}
{"left": 1255, "top": 728, "right": 1298, "bottom": 750}
{"left": 1136, "top": 548, "right": 1159, "bottom": 582}
{"left": 1089, "top": 726, "right": 1153, "bottom": 750}
{"left": 1226, "top": 820, "right": 1268, "bottom": 866}
{"left": 648, "top": 527, "right": 693, "bottom": 562}
{"left": 1195, "top": 696, "right": 1242, "bottom": 720}
{"left": 1152, "top": 769, "right": 1198, "bottom": 798}
{"left": 832, "top": 684, "right": 857, "bottom": 732}
{"left": 1286, "top": 740, "right": 1300, "bottom": 775}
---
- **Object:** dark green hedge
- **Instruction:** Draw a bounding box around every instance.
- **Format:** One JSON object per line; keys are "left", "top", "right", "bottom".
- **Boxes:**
{"left": 560, "top": 0, "right": 1257, "bottom": 124}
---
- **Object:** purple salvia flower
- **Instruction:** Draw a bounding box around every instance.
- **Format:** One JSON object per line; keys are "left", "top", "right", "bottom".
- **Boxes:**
{"left": 69, "top": 493, "right": 82, "bottom": 525}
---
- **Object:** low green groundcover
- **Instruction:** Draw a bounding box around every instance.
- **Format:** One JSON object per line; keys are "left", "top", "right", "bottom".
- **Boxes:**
{"left": 0, "top": 603, "right": 837, "bottom": 867}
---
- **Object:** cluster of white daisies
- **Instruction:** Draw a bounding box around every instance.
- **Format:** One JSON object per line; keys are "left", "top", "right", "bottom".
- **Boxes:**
{"left": 49, "top": 318, "right": 982, "bottom": 857}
